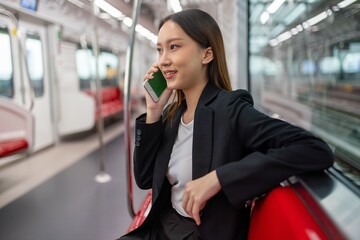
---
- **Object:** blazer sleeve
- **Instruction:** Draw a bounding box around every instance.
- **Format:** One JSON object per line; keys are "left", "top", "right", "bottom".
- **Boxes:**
{"left": 133, "top": 113, "right": 164, "bottom": 189}
{"left": 216, "top": 90, "right": 334, "bottom": 208}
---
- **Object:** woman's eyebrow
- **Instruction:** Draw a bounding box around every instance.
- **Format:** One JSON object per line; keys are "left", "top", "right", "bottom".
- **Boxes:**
{"left": 157, "top": 37, "right": 184, "bottom": 46}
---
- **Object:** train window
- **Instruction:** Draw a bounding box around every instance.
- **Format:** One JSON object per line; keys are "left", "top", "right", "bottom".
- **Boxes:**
{"left": 319, "top": 57, "right": 341, "bottom": 75}
{"left": 343, "top": 53, "right": 360, "bottom": 74}
{"left": 76, "top": 48, "right": 119, "bottom": 89}
{"left": 249, "top": 0, "right": 360, "bottom": 183}
{"left": 0, "top": 28, "right": 14, "bottom": 98}
{"left": 99, "top": 51, "right": 119, "bottom": 87}
{"left": 301, "top": 60, "right": 316, "bottom": 75}
{"left": 25, "top": 34, "right": 44, "bottom": 97}
{"left": 76, "top": 48, "right": 93, "bottom": 89}
{"left": 19, "top": 0, "right": 39, "bottom": 12}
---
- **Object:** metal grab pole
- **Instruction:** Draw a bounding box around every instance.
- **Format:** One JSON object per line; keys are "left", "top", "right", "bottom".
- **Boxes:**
{"left": 124, "top": 0, "right": 142, "bottom": 218}
{"left": 91, "top": 0, "right": 111, "bottom": 183}
{"left": 19, "top": 35, "right": 36, "bottom": 111}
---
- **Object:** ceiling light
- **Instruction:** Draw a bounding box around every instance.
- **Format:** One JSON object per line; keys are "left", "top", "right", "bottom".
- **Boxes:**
{"left": 277, "top": 31, "right": 292, "bottom": 42}
{"left": 95, "top": 0, "right": 124, "bottom": 19}
{"left": 269, "top": 39, "right": 279, "bottom": 47}
{"left": 123, "top": 17, "right": 132, "bottom": 28}
{"left": 337, "top": 0, "right": 357, "bottom": 9}
{"left": 267, "top": 0, "right": 286, "bottom": 14}
{"left": 168, "top": 0, "right": 182, "bottom": 13}
{"left": 260, "top": 12, "right": 270, "bottom": 24}
{"left": 305, "top": 11, "right": 328, "bottom": 26}
{"left": 94, "top": 0, "right": 157, "bottom": 45}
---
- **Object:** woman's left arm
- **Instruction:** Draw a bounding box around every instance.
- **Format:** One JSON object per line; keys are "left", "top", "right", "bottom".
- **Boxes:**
{"left": 216, "top": 90, "right": 334, "bottom": 207}
{"left": 183, "top": 90, "right": 333, "bottom": 223}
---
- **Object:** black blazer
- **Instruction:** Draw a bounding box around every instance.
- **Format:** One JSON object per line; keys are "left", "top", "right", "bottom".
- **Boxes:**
{"left": 123, "top": 82, "right": 333, "bottom": 240}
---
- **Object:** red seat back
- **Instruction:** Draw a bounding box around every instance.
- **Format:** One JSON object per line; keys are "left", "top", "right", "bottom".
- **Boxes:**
{"left": 248, "top": 186, "right": 327, "bottom": 240}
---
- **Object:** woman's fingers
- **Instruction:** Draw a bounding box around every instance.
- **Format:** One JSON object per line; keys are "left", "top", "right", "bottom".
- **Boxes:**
{"left": 143, "top": 65, "right": 159, "bottom": 81}
{"left": 182, "top": 171, "right": 222, "bottom": 226}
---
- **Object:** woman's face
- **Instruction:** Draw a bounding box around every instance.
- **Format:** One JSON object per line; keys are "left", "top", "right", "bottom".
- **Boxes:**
{"left": 157, "top": 20, "right": 208, "bottom": 91}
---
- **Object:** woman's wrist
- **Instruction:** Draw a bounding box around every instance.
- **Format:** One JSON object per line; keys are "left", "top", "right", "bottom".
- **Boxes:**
{"left": 146, "top": 109, "right": 163, "bottom": 123}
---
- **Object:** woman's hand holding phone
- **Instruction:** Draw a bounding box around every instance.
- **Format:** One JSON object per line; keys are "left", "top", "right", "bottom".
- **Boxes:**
{"left": 143, "top": 64, "right": 172, "bottom": 123}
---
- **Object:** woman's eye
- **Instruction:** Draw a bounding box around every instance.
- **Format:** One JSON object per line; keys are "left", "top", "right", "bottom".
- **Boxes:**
{"left": 170, "top": 45, "right": 178, "bottom": 50}
{"left": 157, "top": 48, "right": 163, "bottom": 54}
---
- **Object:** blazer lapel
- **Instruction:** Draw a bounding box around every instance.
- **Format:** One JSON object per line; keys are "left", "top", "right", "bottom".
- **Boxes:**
{"left": 193, "top": 106, "right": 213, "bottom": 179}
{"left": 192, "top": 82, "right": 220, "bottom": 179}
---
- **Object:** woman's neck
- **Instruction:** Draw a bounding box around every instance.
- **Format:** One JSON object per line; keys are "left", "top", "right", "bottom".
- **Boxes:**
{"left": 182, "top": 80, "right": 207, "bottom": 124}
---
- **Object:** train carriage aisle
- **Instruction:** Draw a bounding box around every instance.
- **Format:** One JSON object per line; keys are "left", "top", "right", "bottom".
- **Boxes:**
{"left": 0, "top": 122, "right": 148, "bottom": 240}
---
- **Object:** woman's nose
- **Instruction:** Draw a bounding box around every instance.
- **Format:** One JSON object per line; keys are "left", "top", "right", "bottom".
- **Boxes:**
{"left": 158, "top": 52, "right": 171, "bottom": 67}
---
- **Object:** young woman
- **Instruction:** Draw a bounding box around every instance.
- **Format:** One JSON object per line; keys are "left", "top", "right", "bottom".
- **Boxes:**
{"left": 119, "top": 8, "right": 333, "bottom": 240}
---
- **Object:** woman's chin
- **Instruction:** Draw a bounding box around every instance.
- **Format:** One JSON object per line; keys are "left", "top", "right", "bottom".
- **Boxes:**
{"left": 166, "top": 84, "right": 177, "bottom": 90}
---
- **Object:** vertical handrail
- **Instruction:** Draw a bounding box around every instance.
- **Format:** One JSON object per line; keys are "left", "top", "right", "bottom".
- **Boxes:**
{"left": 19, "top": 35, "right": 36, "bottom": 111}
{"left": 91, "top": 0, "right": 111, "bottom": 183}
{"left": 124, "top": 0, "right": 142, "bottom": 218}
{"left": 80, "top": 34, "right": 97, "bottom": 97}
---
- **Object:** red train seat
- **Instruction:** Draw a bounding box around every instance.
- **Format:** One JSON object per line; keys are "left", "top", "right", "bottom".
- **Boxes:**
{"left": 127, "top": 191, "right": 152, "bottom": 232}
{"left": 83, "top": 87, "right": 124, "bottom": 119}
{"left": 0, "top": 139, "right": 28, "bottom": 158}
{"left": 0, "top": 97, "right": 34, "bottom": 159}
{"left": 248, "top": 186, "right": 327, "bottom": 240}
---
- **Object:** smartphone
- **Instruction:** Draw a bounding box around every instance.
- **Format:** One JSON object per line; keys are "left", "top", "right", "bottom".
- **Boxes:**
{"left": 143, "top": 70, "right": 167, "bottom": 102}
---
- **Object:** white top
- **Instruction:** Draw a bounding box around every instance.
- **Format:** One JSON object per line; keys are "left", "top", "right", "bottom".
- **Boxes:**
{"left": 166, "top": 117, "right": 194, "bottom": 217}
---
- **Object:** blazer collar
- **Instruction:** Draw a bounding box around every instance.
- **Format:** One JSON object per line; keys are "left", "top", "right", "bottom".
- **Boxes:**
{"left": 157, "top": 82, "right": 221, "bottom": 187}
{"left": 197, "top": 81, "right": 221, "bottom": 107}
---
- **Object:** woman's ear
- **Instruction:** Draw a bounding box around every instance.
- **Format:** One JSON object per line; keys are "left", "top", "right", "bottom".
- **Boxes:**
{"left": 202, "top": 47, "right": 214, "bottom": 64}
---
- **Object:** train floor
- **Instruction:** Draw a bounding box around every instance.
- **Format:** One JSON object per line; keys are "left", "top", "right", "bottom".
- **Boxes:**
{"left": 0, "top": 120, "right": 148, "bottom": 240}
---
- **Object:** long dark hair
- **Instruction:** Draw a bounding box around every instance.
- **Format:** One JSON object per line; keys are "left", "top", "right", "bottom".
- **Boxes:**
{"left": 159, "top": 9, "right": 232, "bottom": 121}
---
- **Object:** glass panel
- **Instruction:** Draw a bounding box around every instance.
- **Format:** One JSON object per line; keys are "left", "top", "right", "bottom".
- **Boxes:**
{"left": 76, "top": 48, "right": 119, "bottom": 89}
{"left": 25, "top": 34, "right": 44, "bottom": 97}
{"left": 76, "top": 48, "right": 93, "bottom": 89}
{"left": 249, "top": 0, "right": 360, "bottom": 177}
{"left": 0, "top": 28, "right": 14, "bottom": 98}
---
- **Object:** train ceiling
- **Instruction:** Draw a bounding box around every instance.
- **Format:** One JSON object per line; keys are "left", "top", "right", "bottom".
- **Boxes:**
{"left": 249, "top": 0, "right": 360, "bottom": 53}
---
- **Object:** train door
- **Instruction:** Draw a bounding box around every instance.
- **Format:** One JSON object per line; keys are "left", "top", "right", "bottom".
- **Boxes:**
{"left": 16, "top": 19, "right": 55, "bottom": 151}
